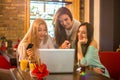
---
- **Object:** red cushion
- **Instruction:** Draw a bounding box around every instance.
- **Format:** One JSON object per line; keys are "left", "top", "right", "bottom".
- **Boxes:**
{"left": 99, "top": 52, "right": 120, "bottom": 80}
{"left": 0, "top": 55, "right": 11, "bottom": 69}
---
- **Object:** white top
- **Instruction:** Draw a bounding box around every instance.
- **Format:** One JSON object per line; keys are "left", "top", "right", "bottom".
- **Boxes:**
{"left": 40, "top": 35, "right": 55, "bottom": 49}
{"left": 17, "top": 35, "right": 55, "bottom": 61}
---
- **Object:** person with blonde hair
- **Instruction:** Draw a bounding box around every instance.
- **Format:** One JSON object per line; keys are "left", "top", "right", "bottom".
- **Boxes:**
{"left": 17, "top": 18, "right": 54, "bottom": 62}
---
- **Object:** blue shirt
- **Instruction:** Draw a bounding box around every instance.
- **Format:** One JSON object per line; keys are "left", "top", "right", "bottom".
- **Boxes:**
{"left": 80, "top": 46, "right": 110, "bottom": 78}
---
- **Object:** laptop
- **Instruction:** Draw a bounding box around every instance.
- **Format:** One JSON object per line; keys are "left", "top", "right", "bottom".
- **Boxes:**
{"left": 38, "top": 49, "right": 75, "bottom": 73}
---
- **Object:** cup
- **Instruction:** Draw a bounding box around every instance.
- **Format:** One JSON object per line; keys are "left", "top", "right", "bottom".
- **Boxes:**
{"left": 29, "top": 63, "right": 36, "bottom": 71}
{"left": 29, "top": 62, "right": 37, "bottom": 77}
{"left": 20, "top": 60, "right": 28, "bottom": 71}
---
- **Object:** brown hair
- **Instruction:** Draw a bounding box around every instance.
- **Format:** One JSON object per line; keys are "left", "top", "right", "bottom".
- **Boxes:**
{"left": 74, "top": 22, "right": 94, "bottom": 63}
{"left": 53, "top": 7, "right": 73, "bottom": 47}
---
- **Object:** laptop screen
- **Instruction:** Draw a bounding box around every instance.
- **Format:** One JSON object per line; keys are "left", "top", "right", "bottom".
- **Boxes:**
{"left": 38, "top": 49, "right": 75, "bottom": 73}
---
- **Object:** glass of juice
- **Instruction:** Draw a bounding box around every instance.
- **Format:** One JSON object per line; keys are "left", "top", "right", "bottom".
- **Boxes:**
{"left": 20, "top": 60, "right": 28, "bottom": 71}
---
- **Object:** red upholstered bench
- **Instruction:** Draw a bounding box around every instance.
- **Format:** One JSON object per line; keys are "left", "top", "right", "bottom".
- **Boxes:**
{"left": 0, "top": 55, "right": 11, "bottom": 69}
{"left": 99, "top": 52, "right": 120, "bottom": 80}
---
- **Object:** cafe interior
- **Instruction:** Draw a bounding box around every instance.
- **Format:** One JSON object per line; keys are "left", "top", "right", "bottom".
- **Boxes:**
{"left": 0, "top": 0, "right": 120, "bottom": 80}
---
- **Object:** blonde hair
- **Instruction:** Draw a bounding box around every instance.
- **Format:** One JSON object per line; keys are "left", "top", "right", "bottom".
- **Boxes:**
{"left": 22, "top": 18, "right": 48, "bottom": 47}
{"left": 18, "top": 18, "right": 48, "bottom": 60}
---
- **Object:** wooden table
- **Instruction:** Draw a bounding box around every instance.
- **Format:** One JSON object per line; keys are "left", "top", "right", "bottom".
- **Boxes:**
{"left": 10, "top": 68, "right": 34, "bottom": 80}
{"left": 9, "top": 68, "right": 113, "bottom": 80}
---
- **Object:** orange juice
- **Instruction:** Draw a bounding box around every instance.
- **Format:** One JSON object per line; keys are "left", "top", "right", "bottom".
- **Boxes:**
{"left": 20, "top": 60, "right": 28, "bottom": 71}
{"left": 29, "top": 63, "right": 36, "bottom": 71}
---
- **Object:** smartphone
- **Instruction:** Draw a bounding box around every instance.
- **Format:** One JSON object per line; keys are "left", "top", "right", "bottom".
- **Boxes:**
{"left": 26, "top": 43, "right": 33, "bottom": 50}
{"left": 101, "top": 68, "right": 105, "bottom": 73}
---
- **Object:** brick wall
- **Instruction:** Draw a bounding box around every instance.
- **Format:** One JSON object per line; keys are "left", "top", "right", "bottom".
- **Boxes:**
{"left": 0, "top": 0, "right": 29, "bottom": 45}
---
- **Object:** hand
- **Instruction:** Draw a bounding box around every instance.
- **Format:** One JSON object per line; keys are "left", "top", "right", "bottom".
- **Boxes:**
{"left": 78, "top": 37, "right": 88, "bottom": 44}
{"left": 93, "top": 67, "right": 103, "bottom": 74}
{"left": 60, "top": 40, "right": 71, "bottom": 49}
{"left": 26, "top": 49, "right": 34, "bottom": 59}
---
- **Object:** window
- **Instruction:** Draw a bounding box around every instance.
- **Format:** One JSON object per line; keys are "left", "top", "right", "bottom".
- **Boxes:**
{"left": 30, "top": 1, "right": 65, "bottom": 37}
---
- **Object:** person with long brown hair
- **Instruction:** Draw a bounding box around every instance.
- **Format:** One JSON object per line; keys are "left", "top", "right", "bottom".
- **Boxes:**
{"left": 75, "top": 22, "right": 110, "bottom": 78}
{"left": 53, "top": 7, "right": 81, "bottom": 49}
